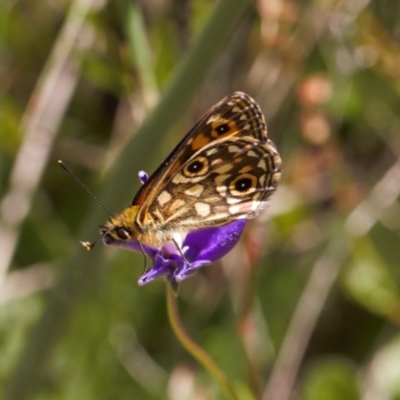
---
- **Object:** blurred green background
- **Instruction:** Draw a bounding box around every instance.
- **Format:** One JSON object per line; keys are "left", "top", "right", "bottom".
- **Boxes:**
{"left": 1, "top": 0, "right": 400, "bottom": 399}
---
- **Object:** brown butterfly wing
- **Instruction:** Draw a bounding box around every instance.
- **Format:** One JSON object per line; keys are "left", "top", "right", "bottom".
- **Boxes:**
{"left": 132, "top": 92, "right": 281, "bottom": 231}
{"left": 132, "top": 92, "right": 266, "bottom": 204}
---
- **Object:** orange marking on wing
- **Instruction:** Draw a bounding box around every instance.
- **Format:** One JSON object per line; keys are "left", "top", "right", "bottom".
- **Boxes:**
{"left": 191, "top": 133, "right": 210, "bottom": 151}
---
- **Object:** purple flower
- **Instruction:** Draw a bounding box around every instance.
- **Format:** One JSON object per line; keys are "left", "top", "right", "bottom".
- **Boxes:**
{"left": 138, "top": 170, "right": 149, "bottom": 185}
{"left": 138, "top": 218, "right": 246, "bottom": 285}
{"left": 104, "top": 171, "right": 247, "bottom": 287}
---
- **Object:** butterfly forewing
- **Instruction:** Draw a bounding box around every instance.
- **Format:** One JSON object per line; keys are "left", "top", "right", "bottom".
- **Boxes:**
{"left": 132, "top": 93, "right": 267, "bottom": 205}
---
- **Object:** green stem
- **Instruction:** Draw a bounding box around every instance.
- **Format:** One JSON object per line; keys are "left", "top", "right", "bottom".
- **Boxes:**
{"left": 166, "top": 284, "right": 240, "bottom": 400}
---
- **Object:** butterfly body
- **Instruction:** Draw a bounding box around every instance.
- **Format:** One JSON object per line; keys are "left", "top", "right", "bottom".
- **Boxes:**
{"left": 101, "top": 92, "right": 282, "bottom": 250}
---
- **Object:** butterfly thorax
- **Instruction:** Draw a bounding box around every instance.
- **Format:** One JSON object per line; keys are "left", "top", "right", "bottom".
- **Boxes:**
{"left": 101, "top": 205, "right": 174, "bottom": 247}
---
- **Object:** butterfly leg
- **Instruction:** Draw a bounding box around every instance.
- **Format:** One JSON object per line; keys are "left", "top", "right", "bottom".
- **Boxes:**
{"left": 171, "top": 238, "right": 191, "bottom": 267}
{"left": 138, "top": 241, "right": 148, "bottom": 273}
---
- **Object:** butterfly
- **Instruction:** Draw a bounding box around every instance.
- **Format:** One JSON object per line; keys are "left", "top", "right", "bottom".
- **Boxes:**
{"left": 83, "top": 92, "right": 282, "bottom": 256}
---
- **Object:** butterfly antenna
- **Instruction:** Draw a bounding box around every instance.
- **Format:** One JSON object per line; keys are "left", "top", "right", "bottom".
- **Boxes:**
{"left": 80, "top": 226, "right": 114, "bottom": 251}
{"left": 58, "top": 160, "right": 113, "bottom": 218}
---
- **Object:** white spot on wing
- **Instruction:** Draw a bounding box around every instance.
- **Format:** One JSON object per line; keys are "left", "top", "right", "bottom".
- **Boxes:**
{"left": 211, "top": 158, "right": 223, "bottom": 165}
{"left": 229, "top": 204, "right": 242, "bottom": 215}
{"left": 206, "top": 148, "right": 219, "bottom": 156}
{"left": 184, "top": 184, "right": 204, "bottom": 197}
{"left": 258, "top": 159, "right": 266, "bottom": 170}
{"left": 228, "top": 145, "right": 240, "bottom": 153}
{"left": 226, "top": 197, "right": 241, "bottom": 205}
{"left": 158, "top": 191, "right": 172, "bottom": 206}
{"left": 215, "top": 164, "right": 233, "bottom": 174}
{"left": 194, "top": 202, "right": 211, "bottom": 217}
{"left": 172, "top": 173, "right": 191, "bottom": 184}
{"left": 207, "top": 113, "right": 221, "bottom": 123}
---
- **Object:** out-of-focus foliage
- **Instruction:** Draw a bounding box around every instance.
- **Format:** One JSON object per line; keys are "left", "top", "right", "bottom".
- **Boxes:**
{"left": 1, "top": 0, "right": 400, "bottom": 399}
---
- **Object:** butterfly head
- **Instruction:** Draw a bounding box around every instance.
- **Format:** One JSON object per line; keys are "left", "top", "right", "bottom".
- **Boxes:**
{"left": 100, "top": 224, "right": 133, "bottom": 245}
{"left": 102, "top": 205, "right": 141, "bottom": 244}
{"left": 81, "top": 206, "right": 141, "bottom": 250}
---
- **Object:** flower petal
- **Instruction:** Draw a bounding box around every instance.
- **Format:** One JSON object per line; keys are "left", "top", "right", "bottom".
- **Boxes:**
{"left": 138, "top": 171, "right": 149, "bottom": 185}
{"left": 172, "top": 220, "right": 247, "bottom": 281}
{"left": 138, "top": 253, "right": 183, "bottom": 285}
{"left": 174, "top": 259, "right": 210, "bottom": 282}
{"left": 184, "top": 220, "right": 246, "bottom": 263}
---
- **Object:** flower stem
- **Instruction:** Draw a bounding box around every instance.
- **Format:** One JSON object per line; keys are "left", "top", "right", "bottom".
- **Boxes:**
{"left": 166, "top": 284, "right": 240, "bottom": 400}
